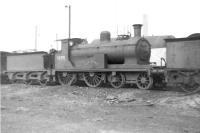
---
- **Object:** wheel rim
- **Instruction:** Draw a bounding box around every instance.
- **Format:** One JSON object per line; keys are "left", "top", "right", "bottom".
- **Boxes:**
{"left": 110, "top": 73, "right": 125, "bottom": 89}
{"left": 180, "top": 83, "right": 200, "bottom": 93}
{"left": 179, "top": 73, "right": 200, "bottom": 93}
{"left": 25, "top": 72, "right": 32, "bottom": 85}
{"left": 57, "top": 72, "right": 76, "bottom": 86}
{"left": 39, "top": 79, "right": 48, "bottom": 86}
{"left": 136, "top": 73, "right": 153, "bottom": 90}
{"left": 39, "top": 72, "right": 48, "bottom": 86}
{"left": 10, "top": 73, "right": 17, "bottom": 84}
{"left": 25, "top": 80, "right": 33, "bottom": 85}
{"left": 10, "top": 79, "right": 17, "bottom": 84}
{"left": 83, "top": 72, "right": 104, "bottom": 87}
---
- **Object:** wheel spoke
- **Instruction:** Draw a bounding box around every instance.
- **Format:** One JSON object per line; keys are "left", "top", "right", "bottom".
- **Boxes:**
{"left": 83, "top": 72, "right": 103, "bottom": 87}
{"left": 57, "top": 72, "right": 76, "bottom": 86}
{"left": 110, "top": 73, "right": 125, "bottom": 89}
{"left": 181, "top": 83, "right": 200, "bottom": 93}
{"left": 136, "top": 73, "right": 153, "bottom": 90}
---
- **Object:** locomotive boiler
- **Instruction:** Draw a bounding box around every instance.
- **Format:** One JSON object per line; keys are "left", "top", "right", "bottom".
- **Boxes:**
{"left": 57, "top": 24, "right": 150, "bottom": 69}
{"left": 54, "top": 24, "right": 173, "bottom": 89}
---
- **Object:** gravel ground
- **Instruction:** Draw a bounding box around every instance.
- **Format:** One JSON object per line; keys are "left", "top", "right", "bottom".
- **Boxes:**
{"left": 1, "top": 84, "right": 200, "bottom": 133}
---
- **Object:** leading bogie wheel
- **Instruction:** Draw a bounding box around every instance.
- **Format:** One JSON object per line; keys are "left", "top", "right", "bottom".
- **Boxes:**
{"left": 136, "top": 73, "right": 153, "bottom": 90}
{"left": 83, "top": 72, "right": 104, "bottom": 88}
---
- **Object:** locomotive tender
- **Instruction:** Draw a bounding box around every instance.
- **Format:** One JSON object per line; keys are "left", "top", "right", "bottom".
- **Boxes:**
{"left": 0, "top": 51, "right": 9, "bottom": 84}
{"left": 4, "top": 24, "right": 200, "bottom": 92}
{"left": 165, "top": 36, "right": 200, "bottom": 92}
{"left": 6, "top": 51, "right": 50, "bottom": 85}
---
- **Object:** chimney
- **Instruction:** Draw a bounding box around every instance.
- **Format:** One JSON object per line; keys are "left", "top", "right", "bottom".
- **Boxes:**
{"left": 133, "top": 24, "right": 142, "bottom": 37}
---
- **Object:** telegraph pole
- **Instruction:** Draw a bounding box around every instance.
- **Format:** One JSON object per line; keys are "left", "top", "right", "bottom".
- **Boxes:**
{"left": 56, "top": 34, "right": 58, "bottom": 50}
{"left": 35, "top": 25, "right": 38, "bottom": 51}
{"left": 143, "top": 14, "right": 148, "bottom": 36}
{"left": 65, "top": 5, "right": 71, "bottom": 39}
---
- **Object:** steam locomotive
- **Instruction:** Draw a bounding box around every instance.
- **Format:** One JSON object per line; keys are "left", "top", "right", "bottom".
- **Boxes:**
{"left": 2, "top": 24, "right": 200, "bottom": 92}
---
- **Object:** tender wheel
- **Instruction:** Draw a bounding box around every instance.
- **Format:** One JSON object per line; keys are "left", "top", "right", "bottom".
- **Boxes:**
{"left": 180, "top": 84, "right": 200, "bottom": 93}
{"left": 83, "top": 72, "right": 104, "bottom": 87}
{"left": 10, "top": 79, "right": 17, "bottom": 84}
{"left": 12, "top": 79, "right": 26, "bottom": 84}
{"left": 25, "top": 80, "right": 33, "bottom": 85}
{"left": 109, "top": 73, "right": 125, "bottom": 89}
{"left": 39, "top": 72, "right": 48, "bottom": 86}
{"left": 10, "top": 72, "right": 18, "bottom": 84}
{"left": 25, "top": 73, "right": 32, "bottom": 85}
{"left": 180, "top": 74, "right": 200, "bottom": 93}
{"left": 57, "top": 72, "right": 76, "bottom": 86}
{"left": 136, "top": 73, "right": 153, "bottom": 90}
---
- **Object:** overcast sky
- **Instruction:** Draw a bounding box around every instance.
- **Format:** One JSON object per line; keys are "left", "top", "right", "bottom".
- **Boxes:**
{"left": 0, "top": 0, "right": 200, "bottom": 52}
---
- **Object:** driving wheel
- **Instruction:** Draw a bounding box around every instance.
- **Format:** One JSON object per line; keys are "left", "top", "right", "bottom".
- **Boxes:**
{"left": 109, "top": 73, "right": 125, "bottom": 89}
{"left": 83, "top": 72, "right": 104, "bottom": 87}
{"left": 57, "top": 72, "right": 77, "bottom": 86}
